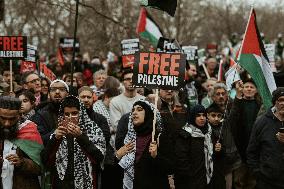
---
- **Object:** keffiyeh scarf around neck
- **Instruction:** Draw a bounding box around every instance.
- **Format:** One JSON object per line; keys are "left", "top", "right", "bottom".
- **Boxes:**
{"left": 118, "top": 99, "right": 162, "bottom": 189}
{"left": 56, "top": 97, "right": 106, "bottom": 189}
{"left": 183, "top": 123, "right": 213, "bottom": 184}
{"left": 19, "top": 109, "right": 35, "bottom": 125}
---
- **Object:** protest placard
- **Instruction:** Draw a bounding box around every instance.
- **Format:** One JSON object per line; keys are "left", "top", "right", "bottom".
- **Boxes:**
{"left": 133, "top": 52, "right": 186, "bottom": 89}
{"left": 264, "top": 43, "right": 276, "bottom": 72}
{"left": 225, "top": 64, "right": 241, "bottom": 91}
{"left": 59, "top": 37, "right": 80, "bottom": 53}
{"left": 20, "top": 61, "right": 36, "bottom": 73}
{"left": 121, "top": 38, "right": 139, "bottom": 68}
{"left": 0, "top": 36, "right": 27, "bottom": 59}
{"left": 25, "top": 44, "right": 37, "bottom": 63}
{"left": 182, "top": 45, "right": 198, "bottom": 61}
{"left": 156, "top": 37, "right": 181, "bottom": 53}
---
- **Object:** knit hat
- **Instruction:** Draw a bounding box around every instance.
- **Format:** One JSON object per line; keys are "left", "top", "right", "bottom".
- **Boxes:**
{"left": 272, "top": 87, "right": 284, "bottom": 105}
{"left": 0, "top": 96, "right": 21, "bottom": 110}
{"left": 50, "top": 79, "right": 69, "bottom": 92}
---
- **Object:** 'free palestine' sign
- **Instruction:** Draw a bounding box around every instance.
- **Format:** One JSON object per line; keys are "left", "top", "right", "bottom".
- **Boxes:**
{"left": 133, "top": 52, "right": 185, "bottom": 89}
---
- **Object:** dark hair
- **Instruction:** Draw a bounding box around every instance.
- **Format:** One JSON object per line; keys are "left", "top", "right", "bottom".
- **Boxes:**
{"left": 21, "top": 71, "right": 37, "bottom": 85}
{"left": 16, "top": 90, "right": 36, "bottom": 105}
{"left": 102, "top": 76, "right": 120, "bottom": 90}
{"left": 103, "top": 88, "right": 120, "bottom": 99}
{"left": 41, "top": 77, "right": 50, "bottom": 85}
{"left": 120, "top": 69, "right": 133, "bottom": 81}
{"left": 61, "top": 96, "right": 80, "bottom": 110}
{"left": 206, "top": 103, "right": 223, "bottom": 114}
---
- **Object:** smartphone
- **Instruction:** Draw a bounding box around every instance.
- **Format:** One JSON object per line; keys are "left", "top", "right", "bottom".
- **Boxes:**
{"left": 279, "top": 128, "right": 284, "bottom": 133}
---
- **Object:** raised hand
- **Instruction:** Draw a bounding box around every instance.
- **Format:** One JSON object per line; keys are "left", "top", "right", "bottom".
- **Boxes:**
{"left": 149, "top": 141, "right": 158, "bottom": 158}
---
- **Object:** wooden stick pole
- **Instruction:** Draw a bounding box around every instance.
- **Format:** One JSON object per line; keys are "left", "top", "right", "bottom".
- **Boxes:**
{"left": 152, "top": 89, "right": 159, "bottom": 142}
{"left": 201, "top": 63, "right": 210, "bottom": 79}
{"left": 9, "top": 60, "right": 13, "bottom": 92}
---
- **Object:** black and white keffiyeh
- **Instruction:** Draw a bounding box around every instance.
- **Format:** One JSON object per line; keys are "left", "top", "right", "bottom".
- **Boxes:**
{"left": 93, "top": 100, "right": 115, "bottom": 148}
{"left": 56, "top": 96, "right": 106, "bottom": 189}
{"left": 118, "top": 99, "right": 162, "bottom": 189}
{"left": 19, "top": 109, "right": 35, "bottom": 124}
{"left": 183, "top": 123, "right": 213, "bottom": 184}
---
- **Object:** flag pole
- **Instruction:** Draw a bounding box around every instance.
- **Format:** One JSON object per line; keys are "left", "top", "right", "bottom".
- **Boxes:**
{"left": 237, "top": 5, "right": 254, "bottom": 61}
{"left": 152, "top": 89, "right": 159, "bottom": 142}
{"left": 9, "top": 60, "right": 13, "bottom": 92}
{"left": 70, "top": 0, "right": 79, "bottom": 88}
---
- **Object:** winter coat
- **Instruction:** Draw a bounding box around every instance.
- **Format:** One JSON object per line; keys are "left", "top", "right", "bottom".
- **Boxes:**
{"left": 133, "top": 133, "right": 170, "bottom": 189}
{"left": 211, "top": 125, "right": 226, "bottom": 189}
{"left": 229, "top": 97, "right": 261, "bottom": 163}
{"left": 247, "top": 108, "right": 284, "bottom": 188}
{"left": 30, "top": 103, "right": 59, "bottom": 146}
{"left": 174, "top": 129, "right": 210, "bottom": 189}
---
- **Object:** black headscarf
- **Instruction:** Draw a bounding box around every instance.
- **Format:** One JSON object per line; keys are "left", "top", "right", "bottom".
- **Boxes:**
{"left": 189, "top": 104, "right": 208, "bottom": 134}
{"left": 132, "top": 101, "right": 154, "bottom": 136}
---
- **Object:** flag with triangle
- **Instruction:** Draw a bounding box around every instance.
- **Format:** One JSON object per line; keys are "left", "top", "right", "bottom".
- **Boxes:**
{"left": 238, "top": 8, "right": 277, "bottom": 109}
{"left": 136, "top": 7, "right": 163, "bottom": 47}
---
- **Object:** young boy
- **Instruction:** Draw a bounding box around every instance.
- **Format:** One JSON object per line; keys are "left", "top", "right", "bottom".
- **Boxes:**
{"left": 207, "top": 103, "right": 226, "bottom": 189}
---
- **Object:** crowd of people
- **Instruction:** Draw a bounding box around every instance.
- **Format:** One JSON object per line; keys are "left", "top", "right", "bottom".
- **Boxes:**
{"left": 0, "top": 33, "right": 283, "bottom": 189}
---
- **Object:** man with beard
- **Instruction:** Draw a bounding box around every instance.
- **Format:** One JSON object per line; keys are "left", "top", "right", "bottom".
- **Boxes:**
{"left": 110, "top": 69, "right": 144, "bottom": 129}
{"left": 79, "top": 86, "right": 122, "bottom": 189}
{"left": 0, "top": 96, "right": 43, "bottom": 189}
{"left": 247, "top": 87, "right": 284, "bottom": 189}
{"left": 30, "top": 80, "right": 69, "bottom": 145}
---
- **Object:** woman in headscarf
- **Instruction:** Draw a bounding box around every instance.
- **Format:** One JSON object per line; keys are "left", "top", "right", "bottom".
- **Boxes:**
{"left": 174, "top": 104, "right": 213, "bottom": 189}
{"left": 41, "top": 96, "right": 106, "bottom": 189}
{"left": 116, "top": 99, "right": 170, "bottom": 189}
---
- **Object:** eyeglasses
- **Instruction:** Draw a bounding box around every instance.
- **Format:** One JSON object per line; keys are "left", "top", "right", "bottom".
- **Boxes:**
{"left": 50, "top": 87, "right": 67, "bottom": 92}
{"left": 26, "top": 78, "right": 40, "bottom": 84}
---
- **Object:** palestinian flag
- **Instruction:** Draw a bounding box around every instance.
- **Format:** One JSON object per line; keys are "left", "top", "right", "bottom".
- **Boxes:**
{"left": 136, "top": 7, "right": 163, "bottom": 47}
{"left": 12, "top": 120, "right": 43, "bottom": 167}
{"left": 238, "top": 8, "right": 277, "bottom": 109}
{"left": 139, "top": 0, "right": 177, "bottom": 17}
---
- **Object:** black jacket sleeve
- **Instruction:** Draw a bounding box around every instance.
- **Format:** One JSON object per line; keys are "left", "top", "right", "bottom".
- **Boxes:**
{"left": 30, "top": 112, "right": 54, "bottom": 146}
{"left": 246, "top": 120, "right": 261, "bottom": 175}
{"left": 41, "top": 134, "right": 62, "bottom": 169}
{"left": 174, "top": 130, "right": 191, "bottom": 177}
{"left": 76, "top": 133, "right": 104, "bottom": 163}
{"left": 115, "top": 113, "right": 130, "bottom": 150}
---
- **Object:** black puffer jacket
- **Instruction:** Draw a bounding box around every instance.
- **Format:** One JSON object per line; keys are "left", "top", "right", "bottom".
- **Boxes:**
{"left": 247, "top": 108, "right": 284, "bottom": 187}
